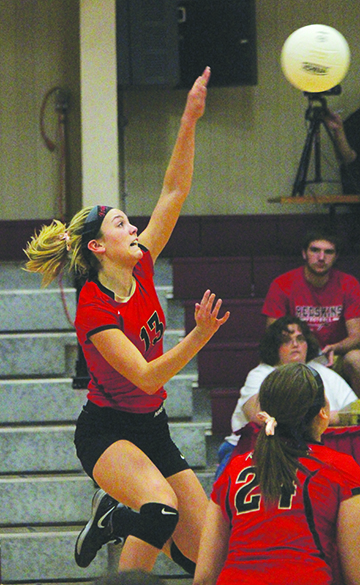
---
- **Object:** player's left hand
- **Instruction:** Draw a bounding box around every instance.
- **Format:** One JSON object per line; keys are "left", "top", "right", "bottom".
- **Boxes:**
{"left": 194, "top": 289, "right": 230, "bottom": 338}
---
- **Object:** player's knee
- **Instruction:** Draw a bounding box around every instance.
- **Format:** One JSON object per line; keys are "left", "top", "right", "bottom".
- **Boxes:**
{"left": 132, "top": 503, "right": 179, "bottom": 549}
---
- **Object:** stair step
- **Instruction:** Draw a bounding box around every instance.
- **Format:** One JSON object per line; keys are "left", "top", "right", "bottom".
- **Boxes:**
{"left": 0, "top": 332, "right": 77, "bottom": 378}
{"left": 0, "top": 328, "right": 186, "bottom": 379}
{"left": 165, "top": 374, "right": 197, "bottom": 419}
{"left": 184, "top": 298, "right": 266, "bottom": 341}
{"left": 209, "top": 388, "right": 240, "bottom": 435}
{"left": 166, "top": 297, "right": 187, "bottom": 330}
{"left": 163, "top": 329, "right": 184, "bottom": 352}
{"left": 0, "top": 421, "right": 211, "bottom": 474}
{"left": 173, "top": 257, "right": 253, "bottom": 299}
{"left": 163, "top": 330, "right": 197, "bottom": 374}
{"left": 0, "top": 288, "right": 183, "bottom": 344}
{"left": 0, "top": 289, "right": 76, "bottom": 332}
{"left": 0, "top": 425, "right": 81, "bottom": 473}
{"left": 0, "top": 470, "right": 215, "bottom": 526}
{"left": 0, "top": 375, "right": 198, "bottom": 423}
{"left": 0, "top": 379, "right": 86, "bottom": 423}
{"left": 107, "top": 542, "right": 195, "bottom": 579}
{"left": 174, "top": 255, "right": 360, "bottom": 304}
{"left": 0, "top": 474, "right": 94, "bottom": 525}
{"left": 1, "top": 258, "right": 172, "bottom": 289}
{"left": 0, "top": 525, "right": 192, "bottom": 582}
{"left": 0, "top": 526, "right": 107, "bottom": 582}
{"left": 153, "top": 258, "right": 173, "bottom": 287}
{"left": 170, "top": 421, "right": 210, "bottom": 468}
{"left": 0, "top": 469, "right": 215, "bottom": 582}
{"left": 197, "top": 341, "right": 259, "bottom": 387}
{"left": 0, "top": 262, "right": 73, "bottom": 290}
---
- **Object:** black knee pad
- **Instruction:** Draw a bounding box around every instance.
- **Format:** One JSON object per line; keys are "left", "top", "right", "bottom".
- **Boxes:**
{"left": 131, "top": 503, "right": 179, "bottom": 549}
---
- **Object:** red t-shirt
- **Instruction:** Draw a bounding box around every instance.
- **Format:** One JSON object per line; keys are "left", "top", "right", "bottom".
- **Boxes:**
{"left": 212, "top": 445, "right": 360, "bottom": 585}
{"left": 262, "top": 266, "right": 360, "bottom": 347}
{"left": 75, "top": 249, "right": 167, "bottom": 413}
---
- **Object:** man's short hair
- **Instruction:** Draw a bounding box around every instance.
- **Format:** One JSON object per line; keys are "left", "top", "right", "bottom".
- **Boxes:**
{"left": 302, "top": 230, "right": 341, "bottom": 254}
{"left": 259, "top": 316, "right": 320, "bottom": 366}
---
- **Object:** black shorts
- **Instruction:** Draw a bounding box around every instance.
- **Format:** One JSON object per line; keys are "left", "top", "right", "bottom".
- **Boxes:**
{"left": 74, "top": 400, "right": 190, "bottom": 480}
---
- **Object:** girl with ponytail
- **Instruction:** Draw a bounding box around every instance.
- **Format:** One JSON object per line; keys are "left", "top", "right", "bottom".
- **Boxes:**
{"left": 25, "top": 68, "right": 230, "bottom": 576}
{"left": 194, "top": 363, "right": 360, "bottom": 585}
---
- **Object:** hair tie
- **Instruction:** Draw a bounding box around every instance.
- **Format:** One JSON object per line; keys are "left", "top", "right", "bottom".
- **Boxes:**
{"left": 59, "top": 231, "right": 71, "bottom": 252}
{"left": 257, "top": 411, "right": 277, "bottom": 436}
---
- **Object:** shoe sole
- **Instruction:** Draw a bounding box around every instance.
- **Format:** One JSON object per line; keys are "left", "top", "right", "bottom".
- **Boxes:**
{"left": 75, "top": 489, "right": 109, "bottom": 568}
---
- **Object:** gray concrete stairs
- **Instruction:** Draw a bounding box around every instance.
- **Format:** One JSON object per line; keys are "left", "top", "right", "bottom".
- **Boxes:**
{"left": 0, "top": 259, "right": 218, "bottom": 583}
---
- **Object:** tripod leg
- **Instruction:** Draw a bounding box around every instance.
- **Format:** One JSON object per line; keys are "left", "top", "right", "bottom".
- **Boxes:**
{"left": 292, "top": 119, "right": 319, "bottom": 196}
{"left": 314, "top": 122, "right": 322, "bottom": 182}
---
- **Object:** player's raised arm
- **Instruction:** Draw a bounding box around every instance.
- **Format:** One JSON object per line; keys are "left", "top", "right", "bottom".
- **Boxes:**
{"left": 139, "top": 67, "right": 211, "bottom": 263}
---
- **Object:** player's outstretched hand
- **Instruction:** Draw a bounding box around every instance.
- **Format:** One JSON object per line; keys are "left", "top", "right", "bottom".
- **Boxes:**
{"left": 194, "top": 289, "right": 230, "bottom": 341}
{"left": 183, "top": 66, "right": 211, "bottom": 122}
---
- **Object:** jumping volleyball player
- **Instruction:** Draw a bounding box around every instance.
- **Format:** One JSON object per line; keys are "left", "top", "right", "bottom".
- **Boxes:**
{"left": 25, "top": 67, "right": 230, "bottom": 574}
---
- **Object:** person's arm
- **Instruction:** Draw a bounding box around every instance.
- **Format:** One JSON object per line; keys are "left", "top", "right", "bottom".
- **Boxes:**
{"left": 193, "top": 500, "right": 230, "bottom": 585}
{"left": 90, "top": 289, "right": 229, "bottom": 394}
{"left": 233, "top": 366, "right": 271, "bottom": 427}
{"left": 139, "top": 67, "right": 210, "bottom": 264}
{"left": 242, "top": 393, "right": 261, "bottom": 424}
{"left": 324, "top": 110, "right": 357, "bottom": 165}
{"left": 337, "top": 494, "right": 360, "bottom": 585}
{"left": 322, "top": 318, "right": 360, "bottom": 360}
{"left": 329, "top": 410, "right": 340, "bottom": 426}
{"left": 318, "top": 365, "right": 358, "bottom": 425}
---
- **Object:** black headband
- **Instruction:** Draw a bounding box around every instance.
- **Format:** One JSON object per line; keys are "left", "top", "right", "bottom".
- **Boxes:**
{"left": 81, "top": 205, "right": 113, "bottom": 260}
{"left": 303, "top": 365, "right": 325, "bottom": 423}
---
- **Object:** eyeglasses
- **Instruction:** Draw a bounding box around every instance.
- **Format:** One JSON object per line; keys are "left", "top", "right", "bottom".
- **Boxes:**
{"left": 280, "top": 334, "right": 307, "bottom": 346}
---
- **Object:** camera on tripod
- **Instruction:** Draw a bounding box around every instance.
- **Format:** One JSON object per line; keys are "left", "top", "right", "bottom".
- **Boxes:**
{"left": 304, "top": 84, "right": 342, "bottom": 99}
{"left": 302, "top": 85, "right": 341, "bottom": 124}
{"left": 291, "top": 84, "right": 343, "bottom": 197}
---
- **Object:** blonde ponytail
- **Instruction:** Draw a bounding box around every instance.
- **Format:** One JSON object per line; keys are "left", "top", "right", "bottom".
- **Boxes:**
{"left": 24, "top": 206, "right": 95, "bottom": 286}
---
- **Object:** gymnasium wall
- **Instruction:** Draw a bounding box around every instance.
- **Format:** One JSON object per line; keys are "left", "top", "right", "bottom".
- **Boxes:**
{"left": 122, "top": 0, "right": 360, "bottom": 216}
{"left": 0, "top": 0, "right": 359, "bottom": 226}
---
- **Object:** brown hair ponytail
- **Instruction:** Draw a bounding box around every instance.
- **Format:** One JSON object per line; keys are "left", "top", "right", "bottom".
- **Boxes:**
{"left": 253, "top": 363, "right": 326, "bottom": 505}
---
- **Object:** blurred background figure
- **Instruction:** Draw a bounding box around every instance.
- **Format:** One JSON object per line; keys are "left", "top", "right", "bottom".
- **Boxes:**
{"left": 215, "top": 316, "right": 357, "bottom": 480}
{"left": 324, "top": 107, "right": 360, "bottom": 194}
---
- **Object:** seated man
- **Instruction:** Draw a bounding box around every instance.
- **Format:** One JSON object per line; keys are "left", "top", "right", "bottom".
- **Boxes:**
{"left": 215, "top": 316, "right": 357, "bottom": 480}
{"left": 262, "top": 230, "right": 360, "bottom": 396}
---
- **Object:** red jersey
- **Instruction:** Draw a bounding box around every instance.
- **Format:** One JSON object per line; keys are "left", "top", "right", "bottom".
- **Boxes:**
{"left": 75, "top": 249, "right": 167, "bottom": 413}
{"left": 212, "top": 444, "right": 360, "bottom": 585}
{"left": 262, "top": 266, "right": 360, "bottom": 347}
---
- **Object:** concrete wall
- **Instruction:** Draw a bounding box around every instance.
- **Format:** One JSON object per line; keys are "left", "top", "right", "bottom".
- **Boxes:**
{"left": 0, "top": 0, "right": 81, "bottom": 221}
{"left": 0, "top": 0, "right": 359, "bottom": 221}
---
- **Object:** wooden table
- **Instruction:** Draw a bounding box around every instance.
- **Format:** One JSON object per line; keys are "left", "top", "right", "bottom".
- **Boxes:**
{"left": 268, "top": 194, "right": 360, "bottom": 226}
